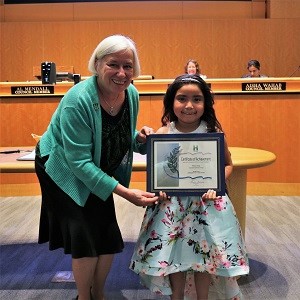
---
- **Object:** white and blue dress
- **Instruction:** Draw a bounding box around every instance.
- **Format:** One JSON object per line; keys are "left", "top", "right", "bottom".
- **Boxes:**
{"left": 129, "top": 121, "right": 249, "bottom": 299}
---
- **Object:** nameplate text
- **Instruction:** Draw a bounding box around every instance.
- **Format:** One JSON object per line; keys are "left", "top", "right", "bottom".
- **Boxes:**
{"left": 11, "top": 86, "right": 54, "bottom": 95}
{"left": 242, "top": 82, "right": 286, "bottom": 92}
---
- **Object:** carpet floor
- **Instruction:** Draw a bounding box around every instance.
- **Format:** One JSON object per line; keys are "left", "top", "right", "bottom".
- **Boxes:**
{"left": 1, "top": 195, "right": 300, "bottom": 299}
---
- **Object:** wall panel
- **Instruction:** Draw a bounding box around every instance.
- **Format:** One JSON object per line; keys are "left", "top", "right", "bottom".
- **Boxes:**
{"left": 1, "top": 1, "right": 299, "bottom": 81}
{"left": 268, "top": 0, "right": 300, "bottom": 19}
{"left": 3, "top": 4, "right": 74, "bottom": 22}
{"left": 272, "top": 19, "right": 300, "bottom": 77}
{"left": 1, "top": 18, "right": 299, "bottom": 81}
{"left": 73, "top": 2, "right": 183, "bottom": 21}
{"left": 2, "top": 1, "right": 264, "bottom": 22}
{"left": 1, "top": 23, "right": 44, "bottom": 82}
{"left": 182, "top": 1, "right": 253, "bottom": 19}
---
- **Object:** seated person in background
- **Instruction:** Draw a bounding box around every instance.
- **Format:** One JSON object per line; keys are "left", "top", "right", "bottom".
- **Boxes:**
{"left": 184, "top": 59, "right": 207, "bottom": 79}
{"left": 242, "top": 59, "right": 268, "bottom": 78}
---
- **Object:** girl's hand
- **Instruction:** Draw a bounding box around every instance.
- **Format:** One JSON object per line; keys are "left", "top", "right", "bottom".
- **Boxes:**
{"left": 136, "top": 126, "right": 154, "bottom": 144}
{"left": 159, "top": 191, "right": 170, "bottom": 202}
{"left": 202, "top": 189, "right": 222, "bottom": 202}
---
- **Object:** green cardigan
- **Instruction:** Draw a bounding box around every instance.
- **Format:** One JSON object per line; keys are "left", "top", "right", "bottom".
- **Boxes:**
{"left": 39, "top": 75, "right": 146, "bottom": 207}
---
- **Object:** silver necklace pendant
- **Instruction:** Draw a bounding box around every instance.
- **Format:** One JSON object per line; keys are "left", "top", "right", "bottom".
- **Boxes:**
{"left": 98, "top": 87, "right": 120, "bottom": 116}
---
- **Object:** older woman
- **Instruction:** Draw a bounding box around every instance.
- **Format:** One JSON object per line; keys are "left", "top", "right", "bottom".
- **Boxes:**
{"left": 35, "top": 34, "right": 158, "bottom": 300}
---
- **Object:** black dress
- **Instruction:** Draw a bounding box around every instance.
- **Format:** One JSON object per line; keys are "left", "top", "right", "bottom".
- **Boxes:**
{"left": 35, "top": 98, "right": 131, "bottom": 259}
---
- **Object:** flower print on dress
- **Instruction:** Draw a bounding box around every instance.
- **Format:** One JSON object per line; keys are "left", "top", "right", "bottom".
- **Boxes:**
{"left": 130, "top": 193, "right": 248, "bottom": 298}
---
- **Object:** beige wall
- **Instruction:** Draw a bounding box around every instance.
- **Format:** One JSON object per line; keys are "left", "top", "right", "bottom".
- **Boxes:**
{"left": 0, "top": 0, "right": 299, "bottom": 81}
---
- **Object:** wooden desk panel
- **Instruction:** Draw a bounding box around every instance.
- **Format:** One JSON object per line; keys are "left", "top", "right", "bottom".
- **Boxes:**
{"left": 0, "top": 97, "right": 60, "bottom": 146}
{"left": 1, "top": 78, "right": 299, "bottom": 186}
{"left": 227, "top": 93, "right": 300, "bottom": 183}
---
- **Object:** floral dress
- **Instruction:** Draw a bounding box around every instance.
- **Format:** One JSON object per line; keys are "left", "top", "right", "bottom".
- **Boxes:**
{"left": 129, "top": 121, "right": 249, "bottom": 299}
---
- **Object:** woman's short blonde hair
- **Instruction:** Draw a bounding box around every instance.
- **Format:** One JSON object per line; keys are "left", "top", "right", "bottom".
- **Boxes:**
{"left": 88, "top": 34, "right": 141, "bottom": 78}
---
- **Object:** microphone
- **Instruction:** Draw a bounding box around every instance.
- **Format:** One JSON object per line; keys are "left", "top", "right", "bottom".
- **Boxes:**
{"left": 288, "top": 65, "right": 300, "bottom": 77}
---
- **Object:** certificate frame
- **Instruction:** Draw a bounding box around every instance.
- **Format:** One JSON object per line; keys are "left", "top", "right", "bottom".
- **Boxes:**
{"left": 147, "top": 133, "right": 225, "bottom": 196}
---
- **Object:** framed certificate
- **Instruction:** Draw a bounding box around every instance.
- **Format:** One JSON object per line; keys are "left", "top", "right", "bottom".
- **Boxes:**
{"left": 147, "top": 133, "right": 225, "bottom": 196}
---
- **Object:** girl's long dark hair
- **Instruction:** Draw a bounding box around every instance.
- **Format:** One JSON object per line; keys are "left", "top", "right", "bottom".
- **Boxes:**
{"left": 161, "top": 74, "right": 222, "bottom": 132}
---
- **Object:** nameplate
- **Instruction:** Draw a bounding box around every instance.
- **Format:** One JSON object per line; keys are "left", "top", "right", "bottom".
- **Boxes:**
{"left": 242, "top": 82, "right": 286, "bottom": 92}
{"left": 11, "top": 86, "right": 54, "bottom": 95}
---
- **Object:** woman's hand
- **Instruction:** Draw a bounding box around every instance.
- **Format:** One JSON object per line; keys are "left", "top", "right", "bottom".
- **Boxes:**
{"left": 127, "top": 189, "right": 158, "bottom": 207}
{"left": 115, "top": 183, "right": 158, "bottom": 207}
{"left": 136, "top": 126, "right": 154, "bottom": 144}
{"left": 128, "top": 190, "right": 170, "bottom": 207}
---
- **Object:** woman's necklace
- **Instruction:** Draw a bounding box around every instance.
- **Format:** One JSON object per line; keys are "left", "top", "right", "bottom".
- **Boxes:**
{"left": 99, "top": 91, "right": 120, "bottom": 115}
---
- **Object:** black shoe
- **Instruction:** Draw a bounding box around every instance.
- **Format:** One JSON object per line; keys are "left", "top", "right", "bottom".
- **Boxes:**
{"left": 73, "top": 289, "right": 92, "bottom": 300}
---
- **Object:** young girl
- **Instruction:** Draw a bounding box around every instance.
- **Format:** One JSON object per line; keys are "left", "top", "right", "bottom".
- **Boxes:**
{"left": 129, "top": 74, "right": 249, "bottom": 299}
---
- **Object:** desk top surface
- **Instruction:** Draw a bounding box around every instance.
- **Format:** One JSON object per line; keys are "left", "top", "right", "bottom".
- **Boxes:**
{"left": 0, "top": 146, "right": 276, "bottom": 173}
